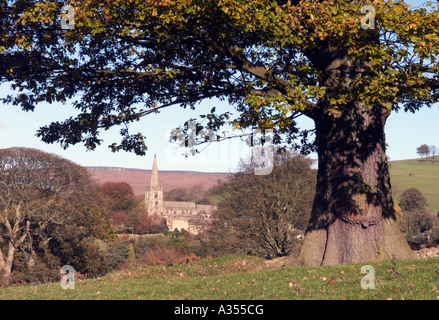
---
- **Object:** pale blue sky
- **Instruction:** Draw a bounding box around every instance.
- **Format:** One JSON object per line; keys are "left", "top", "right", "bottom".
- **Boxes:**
{"left": 0, "top": 0, "right": 436, "bottom": 173}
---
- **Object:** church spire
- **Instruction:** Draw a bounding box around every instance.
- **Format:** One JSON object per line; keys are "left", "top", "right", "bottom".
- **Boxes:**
{"left": 150, "top": 153, "right": 159, "bottom": 188}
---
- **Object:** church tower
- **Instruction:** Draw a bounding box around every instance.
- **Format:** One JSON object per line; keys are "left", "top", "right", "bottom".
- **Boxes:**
{"left": 144, "top": 154, "right": 163, "bottom": 216}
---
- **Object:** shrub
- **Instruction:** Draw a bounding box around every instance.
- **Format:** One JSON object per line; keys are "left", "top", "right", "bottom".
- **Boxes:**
{"left": 9, "top": 252, "right": 59, "bottom": 285}
{"left": 137, "top": 247, "right": 200, "bottom": 267}
{"left": 134, "top": 238, "right": 150, "bottom": 257}
{"left": 103, "top": 240, "right": 131, "bottom": 270}
{"left": 399, "top": 188, "right": 428, "bottom": 212}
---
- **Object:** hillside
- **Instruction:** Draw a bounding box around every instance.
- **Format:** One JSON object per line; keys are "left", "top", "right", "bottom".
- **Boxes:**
{"left": 87, "top": 166, "right": 230, "bottom": 197}
{"left": 390, "top": 158, "right": 439, "bottom": 215}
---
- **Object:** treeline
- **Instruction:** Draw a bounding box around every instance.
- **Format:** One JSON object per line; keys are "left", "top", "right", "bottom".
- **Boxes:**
{"left": 101, "top": 181, "right": 165, "bottom": 234}
{"left": 6, "top": 147, "right": 438, "bottom": 287}
{"left": 0, "top": 147, "right": 212, "bottom": 286}
{"left": 0, "top": 148, "right": 115, "bottom": 286}
{"left": 0, "top": 147, "right": 320, "bottom": 286}
{"left": 416, "top": 144, "right": 439, "bottom": 162}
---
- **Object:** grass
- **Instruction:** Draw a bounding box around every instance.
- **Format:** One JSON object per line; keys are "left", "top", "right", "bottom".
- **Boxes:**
{"left": 390, "top": 158, "right": 439, "bottom": 214}
{"left": 1, "top": 255, "right": 439, "bottom": 300}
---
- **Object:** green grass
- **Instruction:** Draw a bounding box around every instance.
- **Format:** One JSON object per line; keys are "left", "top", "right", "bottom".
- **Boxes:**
{"left": 390, "top": 158, "right": 439, "bottom": 214}
{"left": 1, "top": 255, "right": 439, "bottom": 300}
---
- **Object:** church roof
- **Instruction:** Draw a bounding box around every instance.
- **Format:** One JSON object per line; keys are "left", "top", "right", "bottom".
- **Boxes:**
{"left": 163, "top": 201, "right": 196, "bottom": 209}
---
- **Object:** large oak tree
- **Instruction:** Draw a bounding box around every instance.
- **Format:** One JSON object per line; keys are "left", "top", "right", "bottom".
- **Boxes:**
{"left": 2, "top": 0, "right": 439, "bottom": 265}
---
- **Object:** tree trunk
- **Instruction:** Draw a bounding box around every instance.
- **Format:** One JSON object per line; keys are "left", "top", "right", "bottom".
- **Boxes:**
{"left": 2, "top": 242, "right": 15, "bottom": 287}
{"left": 298, "top": 105, "right": 414, "bottom": 266}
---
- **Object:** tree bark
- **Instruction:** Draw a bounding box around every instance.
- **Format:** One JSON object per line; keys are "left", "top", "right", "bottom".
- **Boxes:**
{"left": 2, "top": 243, "right": 15, "bottom": 287}
{"left": 0, "top": 205, "right": 30, "bottom": 286}
{"left": 298, "top": 104, "right": 415, "bottom": 266}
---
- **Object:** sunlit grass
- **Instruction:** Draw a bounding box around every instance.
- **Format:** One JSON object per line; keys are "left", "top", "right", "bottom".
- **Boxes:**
{"left": 1, "top": 255, "right": 439, "bottom": 300}
{"left": 390, "top": 159, "right": 439, "bottom": 214}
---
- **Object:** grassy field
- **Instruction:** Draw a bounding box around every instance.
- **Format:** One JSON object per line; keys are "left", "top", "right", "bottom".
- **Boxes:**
{"left": 1, "top": 255, "right": 439, "bottom": 300}
{"left": 390, "top": 158, "right": 439, "bottom": 214}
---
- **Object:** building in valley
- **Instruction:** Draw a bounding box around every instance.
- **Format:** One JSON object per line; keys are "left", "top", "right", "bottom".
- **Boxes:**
{"left": 144, "top": 155, "right": 216, "bottom": 234}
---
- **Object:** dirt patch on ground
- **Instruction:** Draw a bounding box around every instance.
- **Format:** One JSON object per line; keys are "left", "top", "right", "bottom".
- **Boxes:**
{"left": 248, "top": 253, "right": 301, "bottom": 272}
{"left": 409, "top": 240, "right": 439, "bottom": 259}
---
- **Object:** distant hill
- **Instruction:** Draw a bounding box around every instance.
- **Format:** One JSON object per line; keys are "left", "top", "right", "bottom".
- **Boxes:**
{"left": 87, "top": 166, "right": 230, "bottom": 197}
{"left": 87, "top": 158, "right": 439, "bottom": 214}
{"left": 390, "top": 158, "right": 439, "bottom": 215}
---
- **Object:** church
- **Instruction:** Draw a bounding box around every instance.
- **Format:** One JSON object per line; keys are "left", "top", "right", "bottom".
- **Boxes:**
{"left": 144, "top": 155, "right": 217, "bottom": 235}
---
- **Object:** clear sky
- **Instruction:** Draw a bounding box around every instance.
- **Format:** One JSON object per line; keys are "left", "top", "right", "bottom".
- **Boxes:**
{"left": 0, "top": 0, "right": 436, "bottom": 173}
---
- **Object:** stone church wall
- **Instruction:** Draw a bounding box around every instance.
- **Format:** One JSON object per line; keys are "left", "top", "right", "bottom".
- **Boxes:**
{"left": 144, "top": 155, "right": 216, "bottom": 235}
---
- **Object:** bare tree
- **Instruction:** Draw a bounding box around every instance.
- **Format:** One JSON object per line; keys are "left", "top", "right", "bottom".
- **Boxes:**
{"left": 416, "top": 144, "right": 430, "bottom": 162}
